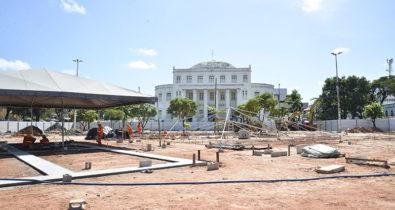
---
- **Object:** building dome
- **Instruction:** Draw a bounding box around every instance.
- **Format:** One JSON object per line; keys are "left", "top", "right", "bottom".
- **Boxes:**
{"left": 191, "top": 61, "right": 235, "bottom": 69}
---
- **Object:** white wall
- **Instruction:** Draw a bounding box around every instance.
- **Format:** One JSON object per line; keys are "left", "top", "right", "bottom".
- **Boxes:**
{"left": 316, "top": 118, "right": 395, "bottom": 132}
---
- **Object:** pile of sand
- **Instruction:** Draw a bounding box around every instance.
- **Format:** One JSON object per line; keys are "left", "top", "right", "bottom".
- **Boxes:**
{"left": 346, "top": 126, "right": 383, "bottom": 133}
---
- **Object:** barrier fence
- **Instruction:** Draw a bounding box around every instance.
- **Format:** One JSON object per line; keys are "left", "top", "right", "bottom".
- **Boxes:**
{"left": 315, "top": 118, "right": 395, "bottom": 132}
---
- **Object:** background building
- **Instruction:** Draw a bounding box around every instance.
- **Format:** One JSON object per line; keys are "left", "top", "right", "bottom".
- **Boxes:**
{"left": 155, "top": 60, "right": 287, "bottom": 122}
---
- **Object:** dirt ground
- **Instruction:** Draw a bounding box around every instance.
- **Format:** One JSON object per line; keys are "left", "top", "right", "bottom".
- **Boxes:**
{"left": 0, "top": 131, "right": 395, "bottom": 209}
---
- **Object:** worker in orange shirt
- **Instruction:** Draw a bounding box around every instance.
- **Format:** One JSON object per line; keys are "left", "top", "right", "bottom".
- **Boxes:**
{"left": 137, "top": 121, "right": 142, "bottom": 136}
{"left": 22, "top": 134, "right": 35, "bottom": 148}
{"left": 97, "top": 121, "right": 103, "bottom": 146}
{"left": 40, "top": 135, "right": 50, "bottom": 145}
{"left": 127, "top": 124, "right": 134, "bottom": 138}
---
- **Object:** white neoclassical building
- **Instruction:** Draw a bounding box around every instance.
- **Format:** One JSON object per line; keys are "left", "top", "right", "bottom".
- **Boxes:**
{"left": 155, "top": 60, "right": 287, "bottom": 122}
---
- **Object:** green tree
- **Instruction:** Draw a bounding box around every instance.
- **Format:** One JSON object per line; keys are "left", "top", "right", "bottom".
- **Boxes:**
{"left": 129, "top": 103, "right": 158, "bottom": 133}
{"left": 285, "top": 90, "right": 303, "bottom": 120}
{"left": 364, "top": 102, "right": 384, "bottom": 128}
{"left": 316, "top": 76, "right": 371, "bottom": 120}
{"left": 256, "top": 92, "right": 278, "bottom": 119}
{"left": 77, "top": 110, "right": 98, "bottom": 130}
{"left": 104, "top": 108, "right": 123, "bottom": 128}
{"left": 167, "top": 98, "right": 198, "bottom": 134}
{"left": 371, "top": 75, "right": 395, "bottom": 104}
{"left": 269, "top": 107, "right": 289, "bottom": 120}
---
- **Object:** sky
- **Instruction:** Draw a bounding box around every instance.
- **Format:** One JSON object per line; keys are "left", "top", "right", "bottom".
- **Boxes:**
{"left": 1, "top": 0, "right": 394, "bottom": 103}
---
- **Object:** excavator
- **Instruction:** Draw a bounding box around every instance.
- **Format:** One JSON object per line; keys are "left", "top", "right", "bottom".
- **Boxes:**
{"left": 284, "top": 107, "right": 317, "bottom": 131}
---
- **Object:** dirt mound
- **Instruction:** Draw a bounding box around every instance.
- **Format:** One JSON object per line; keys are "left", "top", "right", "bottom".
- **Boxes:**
{"left": 17, "top": 126, "right": 43, "bottom": 136}
{"left": 346, "top": 127, "right": 383, "bottom": 133}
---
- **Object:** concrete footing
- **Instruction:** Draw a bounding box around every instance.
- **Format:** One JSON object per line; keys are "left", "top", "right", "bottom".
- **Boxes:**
{"left": 69, "top": 199, "right": 86, "bottom": 210}
{"left": 139, "top": 160, "right": 152, "bottom": 167}
{"left": 263, "top": 149, "right": 273, "bottom": 154}
{"left": 271, "top": 151, "right": 288, "bottom": 157}
{"left": 296, "top": 145, "right": 305, "bottom": 154}
{"left": 316, "top": 165, "right": 345, "bottom": 174}
{"left": 207, "top": 162, "right": 219, "bottom": 171}
{"left": 253, "top": 151, "right": 264, "bottom": 156}
{"left": 63, "top": 174, "right": 72, "bottom": 182}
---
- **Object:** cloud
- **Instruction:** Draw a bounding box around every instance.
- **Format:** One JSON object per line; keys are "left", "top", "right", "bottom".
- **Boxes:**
{"left": 0, "top": 58, "right": 31, "bottom": 71}
{"left": 136, "top": 48, "right": 157, "bottom": 56}
{"left": 331, "top": 47, "right": 350, "bottom": 54}
{"left": 61, "top": 0, "right": 86, "bottom": 15}
{"left": 302, "top": 0, "right": 323, "bottom": 12}
{"left": 61, "top": 69, "right": 76, "bottom": 75}
{"left": 128, "top": 61, "right": 156, "bottom": 69}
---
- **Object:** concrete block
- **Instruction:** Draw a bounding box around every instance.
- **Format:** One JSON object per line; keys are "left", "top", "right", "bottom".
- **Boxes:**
{"left": 349, "top": 155, "right": 368, "bottom": 164}
{"left": 116, "top": 139, "right": 123, "bottom": 143}
{"left": 253, "top": 151, "right": 264, "bottom": 156}
{"left": 271, "top": 151, "right": 287, "bottom": 157}
{"left": 139, "top": 159, "right": 152, "bottom": 167}
{"left": 207, "top": 162, "right": 219, "bottom": 171}
{"left": 69, "top": 199, "right": 86, "bottom": 210}
{"left": 263, "top": 149, "right": 273, "bottom": 154}
{"left": 316, "top": 165, "right": 345, "bottom": 174}
{"left": 85, "top": 162, "right": 91, "bottom": 170}
{"left": 147, "top": 144, "right": 152, "bottom": 151}
{"left": 63, "top": 174, "right": 72, "bottom": 182}
{"left": 296, "top": 145, "right": 305, "bottom": 154}
{"left": 238, "top": 130, "right": 250, "bottom": 139}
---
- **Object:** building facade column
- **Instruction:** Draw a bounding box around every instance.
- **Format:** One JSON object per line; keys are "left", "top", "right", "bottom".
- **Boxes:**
{"left": 237, "top": 88, "right": 242, "bottom": 106}
{"left": 225, "top": 89, "right": 230, "bottom": 109}
{"left": 216, "top": 89, "right": 219, "bottom": 110}
{"left": 181, "top": 89, "right": 186, "bottom": 98}
{"left": 203, "top": 89, "right": 208, "bottom": 120}
{"left": 193, "top": 89, "right": 197, "bottom": 122}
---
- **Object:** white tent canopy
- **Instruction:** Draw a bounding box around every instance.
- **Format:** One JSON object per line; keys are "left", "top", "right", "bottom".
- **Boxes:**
{"left": 0, "top": 69, "right": 157, "bottom": 109}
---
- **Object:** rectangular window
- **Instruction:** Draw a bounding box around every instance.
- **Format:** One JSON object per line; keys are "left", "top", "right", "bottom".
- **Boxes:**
{"left": 187, "top": 75, "right": 192, "bottom": 83}
{"left": 209, "top": 92, "right": 215, "bottom": 101}
{"left": 176, "top": 75, "right": 181, "bottom": 83}
{"left": 243, "top": 75, "right": 248, "bottom": 82}
{"left": 220, "top": 92, "right": 225, "bottom": 101}
{"left": 231, "top": 92, "right": 236, "bottom": 100}
{"left": 198, "top": 75, "right": 203, "bottom": 83}
{"left": 188, "top": 92, "right": 193, "bottom": 100}
{"left": 209, "top": 75, "right": 214, "bottom": 83}
{"left": 254, "top": 91, "right": 260, "bottom": 96}
{"left": 199, "top": 92, "right": 204, "bottom": 101}
{"left": 220, "top": 75, "right": 225, "bottom": 83}
{"left": 158, "top": 93, "right": 162, "bottom": 101}
{"left": 231, "top": 75, "right": 237, "bottom": 82}
{"left": 166, "top": 92, "right": 171, "bottom": 101}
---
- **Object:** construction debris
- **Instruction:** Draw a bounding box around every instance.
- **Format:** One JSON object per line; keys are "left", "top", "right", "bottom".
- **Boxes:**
{"left": 301, "top": 144, "right": 340, "bottom": 158}
{"left": 207, "top": 162, "right": 219, "bottom": 171}
{"left": 271, "top": 151, "right": 288, "bottom": 157}
{"left": 346, "top": 156, "right": 390, "bottom": 168}
{"left": 316, "top": 165, "right": 345, "bottom": 174}
{"left": 238, "top": 130, "right": 250, "bottom": 139}
{"left": 205, "top": 142, "right": 244, "bottom": 150}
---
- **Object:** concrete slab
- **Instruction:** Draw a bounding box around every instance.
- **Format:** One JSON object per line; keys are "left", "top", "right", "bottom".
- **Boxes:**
{"left": 0, "top": 144, "right": 72, "bottom": 175}
{"left": 316, "top": 165, "right": 345, "bottom": 174}
{"left": 271, "top": 151, "right": 287, "bottom": 157}
{"left": 0, "top": 143, "right": 205, "bottom": 187}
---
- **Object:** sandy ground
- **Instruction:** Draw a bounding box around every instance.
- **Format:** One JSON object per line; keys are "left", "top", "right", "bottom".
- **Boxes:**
{"left": 0, "top": 131, "right": 394, "bottom": 209}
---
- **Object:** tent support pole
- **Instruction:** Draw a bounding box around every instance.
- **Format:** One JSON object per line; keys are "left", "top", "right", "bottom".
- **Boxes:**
{"left": 30, "top": 106, "right": 33, "bottom": 135}
{"left": 61, "top": 97, "right": 65, "bottom": 148}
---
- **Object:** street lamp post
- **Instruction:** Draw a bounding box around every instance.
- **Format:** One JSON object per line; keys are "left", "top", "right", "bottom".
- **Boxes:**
{"left": 331, "top": 51, "right": 342, "bottom": 136}
{"left": 73, "top": 59, "right": 83, "bottom": 130}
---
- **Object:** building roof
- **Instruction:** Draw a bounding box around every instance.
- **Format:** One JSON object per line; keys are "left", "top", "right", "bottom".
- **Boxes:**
{"left": 191, "top": 61, "right": 235, "bottom": 69}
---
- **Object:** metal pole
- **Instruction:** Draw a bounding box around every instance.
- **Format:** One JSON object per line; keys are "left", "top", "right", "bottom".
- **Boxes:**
{"left": 334, "top": 54, "right": 342, "bottom": 134}
{"left": 73, "top": 59, "right": 82, "bottom": 130}
{"left": 214, "top": 77, "right": 217, "bottom": 133}
{"left": 61, "top": 97, "right": 65, "bottom": 148}
{"left": 30, "top": 107, "right": 33, "bottom": 135}
{"left": 278, "top": 83, "right": 280, "bottom": 109}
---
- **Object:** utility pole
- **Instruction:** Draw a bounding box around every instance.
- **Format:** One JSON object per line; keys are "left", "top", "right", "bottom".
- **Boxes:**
{"left": 331, "top": 51, "right": 342, "bottom": 139}
{"left": 73, "top": 59, "right": 83, "bottom": 130}
{"left": 278, "top": 83, "right": 281, "bottom": 109}
{"left": 387, "top": 58, "right": 393, "bottom": 78}
{"left": 214, "top": 77, "right": 217, "bottom": 133}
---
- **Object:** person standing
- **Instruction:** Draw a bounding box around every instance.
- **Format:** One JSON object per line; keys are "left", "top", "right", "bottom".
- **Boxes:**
{"left": 97, "top": 121, "right": 103, "bottom": 146}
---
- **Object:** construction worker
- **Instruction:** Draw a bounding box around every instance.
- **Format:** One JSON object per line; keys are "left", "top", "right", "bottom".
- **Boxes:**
{"left": 161, "top": 130, "right": 168, "bottom": 138}
{"left": 22, "top": 134, "right": 35, "bottom": 148}
{"left": 127, "top": 124, "right": 134, "bottom": 138}
{"left": 137, "top": 121, "right": 142, "bottom": 136}
{"left": 40, "top": 134, "right": 50, "bottom": 145}
{"left": 97, "top": 121, "right": 103, "bottom": 146}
